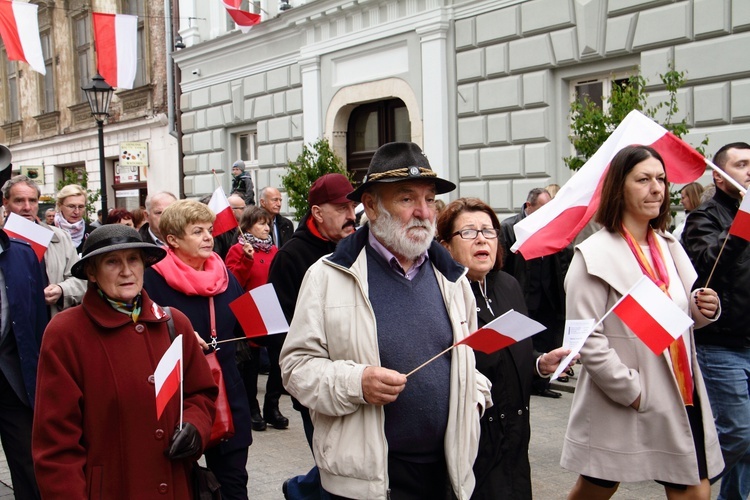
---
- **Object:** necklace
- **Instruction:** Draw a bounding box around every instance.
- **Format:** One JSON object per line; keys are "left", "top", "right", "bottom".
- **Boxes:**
{"left": 477, "top": 278, "right": 494, "bottom": 315}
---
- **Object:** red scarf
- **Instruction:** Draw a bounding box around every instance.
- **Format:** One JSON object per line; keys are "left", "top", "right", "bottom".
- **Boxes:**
{"left": 151, "top": 248, "right": 229, "bottom": 297}
{"left": 621, "top": 226, "right": 693, "bottom": 406}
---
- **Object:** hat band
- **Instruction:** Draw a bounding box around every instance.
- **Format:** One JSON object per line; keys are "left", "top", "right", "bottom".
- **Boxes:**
{"left": 84, "top": 235, "right": 146, "bottom": 256}
{"left": 367, "top": 167, "right": 437, "bottom": 182}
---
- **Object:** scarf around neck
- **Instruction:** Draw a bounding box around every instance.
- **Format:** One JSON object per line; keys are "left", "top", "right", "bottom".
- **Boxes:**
{"left": 239, "top": 232, "right": 274, "bottom": 253}
{"left": 55, "top": 212, "right": 85, "bottom": 246}
{"left": 97, "top": 287, "right": 142, "bottom": 323}
{"left": 152, "top": 247, "right": 229, "bottom": 296}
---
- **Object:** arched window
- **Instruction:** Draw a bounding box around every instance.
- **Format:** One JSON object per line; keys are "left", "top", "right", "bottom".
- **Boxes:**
{"left": 346, "top": 98, "right": 410, "bottom": 183}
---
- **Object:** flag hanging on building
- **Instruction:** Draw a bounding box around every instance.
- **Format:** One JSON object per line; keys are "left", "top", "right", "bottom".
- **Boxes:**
{"left": 222, "top": 0, "right": 261, "bottom": 33}
{"left": 229, "top": 283, "right": 290, "bottom": 338}
{"left": 93, "top": 13, "right": 138, "bottom": 89}
{"left": 4, "top": 213, "right": 53, "bottom": 261}
{"left": 729, "top": 194, "right": 750, "bottom": 241}
{"left": 0, "top": 0, "right": 45, "bottom": 74}
{"left": 612, "top": 276, "right": 694, "bottom": 355}
{"left": 456, "top": 310, "right": 545, "bottom": 354}
{"left": 510, "top": 110, "right": 707, "bottom": 260}
{"left": 154, "top": 334, "right": 182, "bottom": 420}
{"left": 208, "top": 187, "right": 239, "bottom": 237}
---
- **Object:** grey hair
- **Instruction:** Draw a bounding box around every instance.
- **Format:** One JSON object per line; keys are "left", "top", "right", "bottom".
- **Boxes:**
{"left": 145, "top": 191, "right": 177, "bottom": 211}
{"left": 2, "top": 175, "right": 41, "bottom": 200}
{"left": 526, "top": 188, "right": 550, "bottom": 206}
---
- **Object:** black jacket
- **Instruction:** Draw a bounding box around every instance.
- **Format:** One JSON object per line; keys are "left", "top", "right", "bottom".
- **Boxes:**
{"left": 267, "top": 212, "right": 337, "bottom": 323}
{"left": 273, "top": 214, "right": 294, "bottom": 248}
{"left": 683, "top": 188, "right": 750, "bottom": 348}
{"left": 231, "top": 172, "right": 255, "bottom": 206}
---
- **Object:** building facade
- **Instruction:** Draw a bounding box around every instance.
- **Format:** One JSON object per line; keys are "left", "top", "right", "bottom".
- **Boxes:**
{"left": 0, "top": 0, "right": 180, "bottom": 215}
{"left": 177, "top": 0, "right": 750, "bottom": 216}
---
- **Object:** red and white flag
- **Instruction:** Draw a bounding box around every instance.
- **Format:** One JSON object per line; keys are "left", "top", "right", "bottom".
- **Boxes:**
{"left": 208, "top": 187, "right": 239, "bottom": 237}
{"left": 93, "top": 13, "right": 138, "bottom": 89}
{"left": 222, "top": 0, "right": 261, "bottom": 33}
{"left": 612, "top": 276, "right": 694, "bottom": 355}
{"left": 0, "top": 1, "right": 45, "bottom": 74}
{"left": 729, "top": 194, "right": 750, "bottom": 241}
{"left": 229, "top": 283, "right": 289, "bottom": 338}
{"left": 457, "top": 310, "right": 545, "bottom": 354}
{"left": 510, "top": 110, "right": 707, "bottom": 260}
{"left": 154, "top": 334, "right": 182, "bottom": 420}
{"left": 4, "top": 212, "right": 53, "bottom": 261}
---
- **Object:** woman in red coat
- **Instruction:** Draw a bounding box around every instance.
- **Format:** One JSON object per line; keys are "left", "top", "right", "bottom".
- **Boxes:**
{"left": 225, "top": 206, "right": 284, "bottom": 432}
{"left": 32, "top": 225, "right": 218, "bottom": 500}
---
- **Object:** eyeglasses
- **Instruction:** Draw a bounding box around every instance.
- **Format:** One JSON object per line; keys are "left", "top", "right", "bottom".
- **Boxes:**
{"left": 452, "top": 228, "right": 500, "bottom": 240}
{"left": 63, "top": 204, "right": 86, "bottom": 212}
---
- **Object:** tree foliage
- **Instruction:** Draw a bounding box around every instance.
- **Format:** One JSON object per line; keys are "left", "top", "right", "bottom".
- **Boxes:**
{"left": 281, "top": 138, "right": 350, "bottom": 217}
{"left": 56, "top": 168, "right": 100, "bottom": 222}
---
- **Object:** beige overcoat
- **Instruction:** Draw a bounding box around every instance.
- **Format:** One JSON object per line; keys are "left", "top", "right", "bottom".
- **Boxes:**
{"left": 560, "top": 229, "right": 724, "bottom": 485}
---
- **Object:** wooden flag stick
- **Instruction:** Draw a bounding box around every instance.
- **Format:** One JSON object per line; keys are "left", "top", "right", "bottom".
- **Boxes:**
{"left": 704, "top": 235, "right": 730, "bottom": 289}
{"left": 406, "top": 344, "right": 458, "bottom": 378}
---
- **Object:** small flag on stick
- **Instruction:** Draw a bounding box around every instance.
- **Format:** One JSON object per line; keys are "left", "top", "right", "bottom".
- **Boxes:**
{"left": 612, "top": 276, "right": 693, "bottom": 355}
{"left": 229, "top": 283, "right": 289, "bottom": 338}
{"left": 456, "top": 309, "right": 546, "bottom": 354}
{"left": 208, "top": 187, "right": 239, "bottom": 237}
{"left": 154, "top": 335, "right": 183, "bottom": 420}
{"left": 4, "top": 212, "right": 53, "bottom": 261}
{"left": 729, "top": 194, "right": 750, "bottom": 242}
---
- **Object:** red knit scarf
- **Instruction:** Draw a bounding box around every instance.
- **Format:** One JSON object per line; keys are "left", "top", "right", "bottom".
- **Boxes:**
{"left": 621, "top": 226, "right": 694, "bottom": 406}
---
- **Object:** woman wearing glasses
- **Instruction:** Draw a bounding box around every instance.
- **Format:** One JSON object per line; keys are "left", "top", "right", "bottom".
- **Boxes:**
{"left": 55, "top": 184, "right": 95, "bottom": 254}
{"left": 437, "top": 198, "right": 574, "bottom": 499}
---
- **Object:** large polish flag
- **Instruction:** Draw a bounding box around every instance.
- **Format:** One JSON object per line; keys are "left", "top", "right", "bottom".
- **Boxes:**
{"left": 457, "top": 310, "right": 545, "bottom": 354}
{"left": 0, "top": 1, "right": 45, "bottom": 74}
{"left": 93, "top": 13, "right": 138, "bottom": 89}
{"left": 4, "top": 213, "right": 53, "bottom": 261}
{"left": 154, "top": 334, "right": 182, "bottom": 420}
{"left": 229, "top": 283, "right": 290, "bottom": 338}
{"left": 510, "top": 110, "right": 707, "bottom": 260}
{"left": 613, "top": 276, "right": 694, "bottom": 355}
{"left": 222, "top": 0, "right": 261, "bottom": 33}
{"left": 208, "top": 187, "right": 239, "bottom": 237}
{"left": 729, "top": 194, "right": 750, "bottom": 241}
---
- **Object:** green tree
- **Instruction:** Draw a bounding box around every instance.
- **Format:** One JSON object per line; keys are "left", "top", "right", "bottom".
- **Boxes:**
{"left": 56, "top": 168, "right": 100, "bottom": 222}
{"left": 281, "top": 138, "right": 350, "bottom": 216}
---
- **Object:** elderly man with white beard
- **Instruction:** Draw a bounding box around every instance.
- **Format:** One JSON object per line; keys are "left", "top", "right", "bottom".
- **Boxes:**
{"left": 280, "top": 142, "right": 492, "bottom": 500}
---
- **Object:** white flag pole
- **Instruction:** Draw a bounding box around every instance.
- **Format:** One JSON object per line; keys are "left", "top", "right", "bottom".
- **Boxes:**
{"left": 706, "top": 159, "right": 747, "bottom": 196}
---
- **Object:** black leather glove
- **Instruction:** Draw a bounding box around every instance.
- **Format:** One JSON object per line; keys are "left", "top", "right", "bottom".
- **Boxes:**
{"left": 165, "top": 422, "right": 202, "bottom": 460}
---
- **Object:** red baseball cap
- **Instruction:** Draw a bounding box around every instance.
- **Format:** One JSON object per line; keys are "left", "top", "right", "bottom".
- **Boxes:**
{"left": 308, "top": 173, "right": 354, "bottom": 206}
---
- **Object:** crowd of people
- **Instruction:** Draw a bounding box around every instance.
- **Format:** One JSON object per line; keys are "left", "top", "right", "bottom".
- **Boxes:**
{"left": 0, "top": 141, "right": 746, "bottom": 499}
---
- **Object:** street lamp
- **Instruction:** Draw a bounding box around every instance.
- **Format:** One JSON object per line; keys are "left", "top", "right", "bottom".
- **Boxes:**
{"left": 82, "top": 74, "right": 114, "bottom": 217}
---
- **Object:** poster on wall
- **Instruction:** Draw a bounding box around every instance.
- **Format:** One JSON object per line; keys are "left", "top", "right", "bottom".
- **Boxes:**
{"left": 20, "top": 166, "right": 44, "bottom": 185}
{"left": 119, "top": 142, "right": 149, "bottom": 182}
{"left": 114, "top": 162, "right": 140, "bottom": 184}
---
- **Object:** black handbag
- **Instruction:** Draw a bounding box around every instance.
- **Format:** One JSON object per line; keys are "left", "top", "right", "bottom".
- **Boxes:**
{"left": 163, "top": 307, "right": 223, "bottom": 500}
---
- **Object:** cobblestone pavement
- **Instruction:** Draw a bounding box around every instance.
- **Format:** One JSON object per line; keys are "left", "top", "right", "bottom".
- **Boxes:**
{"left": 0, "top": 374, "right": 719, "bottom": 499}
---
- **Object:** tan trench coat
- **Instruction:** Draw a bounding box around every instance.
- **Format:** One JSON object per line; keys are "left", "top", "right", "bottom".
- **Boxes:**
{"left": 560, "top": 229, "right": 723, "bottom": 485}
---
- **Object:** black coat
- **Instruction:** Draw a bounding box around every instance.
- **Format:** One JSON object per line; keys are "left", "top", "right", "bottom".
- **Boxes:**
{"left": 272, "top": 214, "right": 294, "bottom": 248}
{"left": 683, "top": 188, "right": 750, "bottom": 348}
{"left": 471, "top": 270, "right": 534, "bottom": 500}
{"left": 142, "top": 269, "right": 253, "bottom": 453}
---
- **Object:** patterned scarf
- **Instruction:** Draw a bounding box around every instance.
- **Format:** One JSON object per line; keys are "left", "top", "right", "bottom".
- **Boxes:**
{"left": 621, "top": 226, "right": 694, "bottom": 406}
{"left": 97, "top": 288, "right": 142, "bottom": 323}
{"left": 239, "top": 232, "right": 274, "bottom": 253}
{"left": 54, "top": 212, "right": 85, "bottom": 247}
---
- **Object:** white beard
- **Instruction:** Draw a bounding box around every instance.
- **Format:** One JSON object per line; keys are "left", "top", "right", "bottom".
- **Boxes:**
{"left": 369, "top": 201, "right": 435, "bottom": 261}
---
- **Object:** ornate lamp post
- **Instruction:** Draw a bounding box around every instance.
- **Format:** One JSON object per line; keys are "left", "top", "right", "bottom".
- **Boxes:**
{"left": 82, "top": 74, "right": 114, "bottom": 217}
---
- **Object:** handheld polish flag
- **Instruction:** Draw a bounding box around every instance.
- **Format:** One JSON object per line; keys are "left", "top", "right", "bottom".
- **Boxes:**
{"left": 4, "top": 212, "right": 53, "bottom": 261}
{"left": 0, "top": 0, "right": 45, "bottom": 74}
{"left": 612, "top": 276, "right": 694, "bottom": 355}
{"left": 154, "top": 334, "right": 183, "bottom": 420}
{"left": 729, "top": 194, "right": 750, "bottom": 242}
{"left": 208, "top": 187, "right": 239, "bottom": 237}
{"left": 93, "top": 13, "right": 138, "bottom": 89}
{"left": 457, "top": 310, "right": 546, "bottom": 354}
{"left": 510, "top": 110, "right": 707, "bottom": 260}
{"left": 229, "top": 283, "right": 289, "bottom": 338}
{"left": 222, "top": 0, "right": 261, "bottom": 33}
